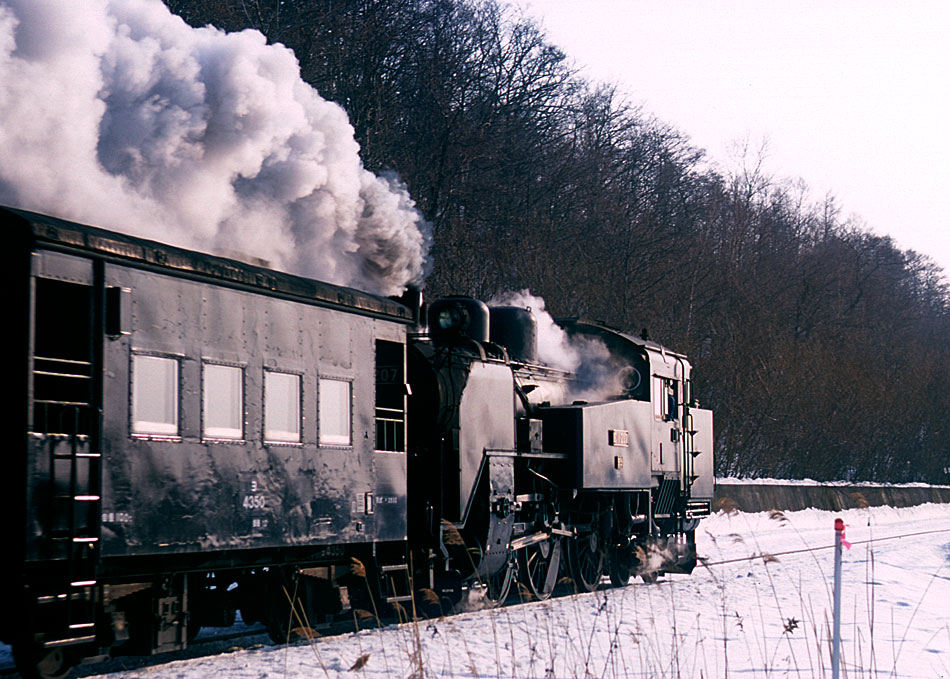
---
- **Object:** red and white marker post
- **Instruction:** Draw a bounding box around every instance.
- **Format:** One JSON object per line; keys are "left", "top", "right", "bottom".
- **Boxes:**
{"left": 832, "top": 518, "right": 851, "bottom": 679}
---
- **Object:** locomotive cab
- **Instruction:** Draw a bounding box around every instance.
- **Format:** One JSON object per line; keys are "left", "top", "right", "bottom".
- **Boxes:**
{"left": 553, "top": 320, "right": 715, "bottom": 517}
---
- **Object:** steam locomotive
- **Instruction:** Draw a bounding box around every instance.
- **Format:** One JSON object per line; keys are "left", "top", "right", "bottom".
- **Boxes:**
{"left": 2, "top": 205, "right": 713, "bottom": 678}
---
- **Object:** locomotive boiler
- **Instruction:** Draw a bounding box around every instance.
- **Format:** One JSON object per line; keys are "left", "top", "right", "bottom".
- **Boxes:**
{"left": 2, "top": 205, "right": 713, "bottom": 678}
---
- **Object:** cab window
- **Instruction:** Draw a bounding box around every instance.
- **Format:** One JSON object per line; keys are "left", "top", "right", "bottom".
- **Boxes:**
{"left": 653, "top": 376, "right": 677, "bottom": 421}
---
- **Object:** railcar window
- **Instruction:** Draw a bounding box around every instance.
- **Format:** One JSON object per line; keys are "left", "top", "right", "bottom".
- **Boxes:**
{"left": 32, "top": 278, "right": 93, "bottom": 435}
{"left": 319, "top": 378, "right": 351, "bottom": 446}
{"left": 131, "top": 355, "right": 179, "bottom": 436}
{"left": 203, "top": 363, "right": 244, "bottom": 439}
{"left": 264, "top": 371, "right": 301, "bottom": 443}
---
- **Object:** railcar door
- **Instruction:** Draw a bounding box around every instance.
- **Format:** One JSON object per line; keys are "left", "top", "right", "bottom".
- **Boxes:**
{"left": 373, "top": 338, "right": 409, "bottom": 542}
{"left": 24, "top": 251, "right": 106, "bottom": 660}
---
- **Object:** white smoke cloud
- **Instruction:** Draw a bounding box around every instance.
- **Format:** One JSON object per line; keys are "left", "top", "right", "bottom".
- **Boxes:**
{"left": 0, "top": 0, "right": 430, "bottom": 295}
{"left": 489, "top": 290, "right": 633, "bottom": 402}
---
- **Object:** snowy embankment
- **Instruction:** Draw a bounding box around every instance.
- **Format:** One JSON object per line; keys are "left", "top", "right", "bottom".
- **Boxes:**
{"left": 48, "top": 502, "right": 950, "bottom": 679}
{"left": 716, "top": 478, "right": 950, "bottom": 512}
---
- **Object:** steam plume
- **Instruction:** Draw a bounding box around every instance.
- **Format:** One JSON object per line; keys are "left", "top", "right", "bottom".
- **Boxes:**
{"left": 490, "top": 290, "right": 633, "bottom": 402}
{"left": 0, "top": 0, "right": 430, "bottom": 295}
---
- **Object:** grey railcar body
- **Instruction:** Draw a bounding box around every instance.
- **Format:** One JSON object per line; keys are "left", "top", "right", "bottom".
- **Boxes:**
{"left": 5, "top": 205, "right": 412, "bottom": 663}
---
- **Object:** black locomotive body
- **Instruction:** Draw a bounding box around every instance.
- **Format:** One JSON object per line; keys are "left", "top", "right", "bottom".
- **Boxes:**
{"left": 406, "top": 298, "right": 714, "bottom": 599}
{"left": 3, "top": 206, "right": 713, "bottom": 678}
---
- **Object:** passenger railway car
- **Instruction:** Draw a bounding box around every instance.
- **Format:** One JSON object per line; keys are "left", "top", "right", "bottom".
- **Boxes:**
{"left": 2, "top": 206, "right": 713, "bottom": 678}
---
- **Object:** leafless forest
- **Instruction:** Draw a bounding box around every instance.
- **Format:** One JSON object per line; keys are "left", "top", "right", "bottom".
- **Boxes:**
{"left": 165, "top": 0, "right": 950, "bottom": 483}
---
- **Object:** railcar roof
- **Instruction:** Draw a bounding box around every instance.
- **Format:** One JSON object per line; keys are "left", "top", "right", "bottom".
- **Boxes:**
{"left": 557, "top": 318, "right": 688, "bottom": 360}
{"left": 3, "top": 205, "right": 413, "bottom": 323}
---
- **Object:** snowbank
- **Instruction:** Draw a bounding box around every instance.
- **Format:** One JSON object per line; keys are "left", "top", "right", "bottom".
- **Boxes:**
{"left": 715, "top": 478, "right": 950, "bottom": 512}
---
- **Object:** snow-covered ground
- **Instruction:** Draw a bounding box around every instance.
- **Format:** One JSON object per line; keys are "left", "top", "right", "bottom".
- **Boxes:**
{"left": 7, "top": 503, "right": 950, "bottom": 678}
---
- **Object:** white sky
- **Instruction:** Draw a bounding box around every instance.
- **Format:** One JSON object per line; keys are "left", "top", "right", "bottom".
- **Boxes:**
{"left": 512, "top": 0, "right": 950, "bottom": 274}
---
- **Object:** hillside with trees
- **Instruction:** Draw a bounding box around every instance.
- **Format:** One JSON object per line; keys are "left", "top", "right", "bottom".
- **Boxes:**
{"left": 164, "top": 0, "right": 950, "bottom": 483}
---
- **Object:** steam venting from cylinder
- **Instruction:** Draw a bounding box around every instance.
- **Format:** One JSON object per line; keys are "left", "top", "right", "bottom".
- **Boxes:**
{"left": 0, "top": 0, "right": 431, "bottom": 296}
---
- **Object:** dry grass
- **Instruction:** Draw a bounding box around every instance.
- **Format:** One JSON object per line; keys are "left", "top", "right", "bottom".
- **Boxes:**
{"left": 263, "top": 508, "right": 947, "bottom": 679}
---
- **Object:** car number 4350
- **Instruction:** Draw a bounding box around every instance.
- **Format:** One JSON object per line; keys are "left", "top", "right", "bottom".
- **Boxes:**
{"left": 242, "top": 494, "right": 267, "bottom": 510}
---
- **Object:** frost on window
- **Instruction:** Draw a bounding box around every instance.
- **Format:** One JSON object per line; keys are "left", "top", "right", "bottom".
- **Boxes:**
{"left": 132, "top": 354, "right": 178, "bottom": 435}
{"left": 265, "top": 371, "right": 301, "bottom": 443}
{"left": 319, "top": 378, "right": 351, "bottom": 446}
{"left": 204, "top": 363, "right": 244, "bottom": 439}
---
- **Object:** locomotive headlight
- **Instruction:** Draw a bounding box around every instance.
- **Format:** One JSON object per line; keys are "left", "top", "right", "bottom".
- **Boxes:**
{"left": 437, "top": 306, "right": 463, "bottom": 331}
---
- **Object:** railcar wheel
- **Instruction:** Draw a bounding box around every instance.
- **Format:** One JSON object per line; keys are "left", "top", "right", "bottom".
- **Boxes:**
{"left": 567, "top": 527, "right": 605, "bottom": 593}
{"left": 518, "top": 536, "right": 562, "bottom": 600}
{"left": 13, "top": 642, "right": 75, "bottom": 679}
{"left": 264, "top": 604, "right": 294, "bottom": 645}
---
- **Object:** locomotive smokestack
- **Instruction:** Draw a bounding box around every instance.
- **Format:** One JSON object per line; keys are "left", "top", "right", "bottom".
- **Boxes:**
{"left": 489, "top": 306, "right": 539, "bottom": 364}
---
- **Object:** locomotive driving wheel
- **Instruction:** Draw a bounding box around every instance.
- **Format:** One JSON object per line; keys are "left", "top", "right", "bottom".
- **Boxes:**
{"left": 516, "top": 482, "right": 562, "bottom": 601}
{"left": 567, "top": 498, "right": 607, "bottom": 593}
{"left": 518, "top": 534, "right": 562, "bottom": 601}
{"left": 568, "top": 527, "right": 605, "bottom": 592}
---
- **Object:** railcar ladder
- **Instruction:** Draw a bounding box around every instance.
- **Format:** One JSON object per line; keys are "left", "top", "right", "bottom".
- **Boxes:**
{"left": 682, "top": 379, "right": 700, "bottom": 492}
{"left": 379, "top": 564, "right": 414, "bottom": 607}
{"left": 40, "top": 404, "right": 102, "bottom": 648}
